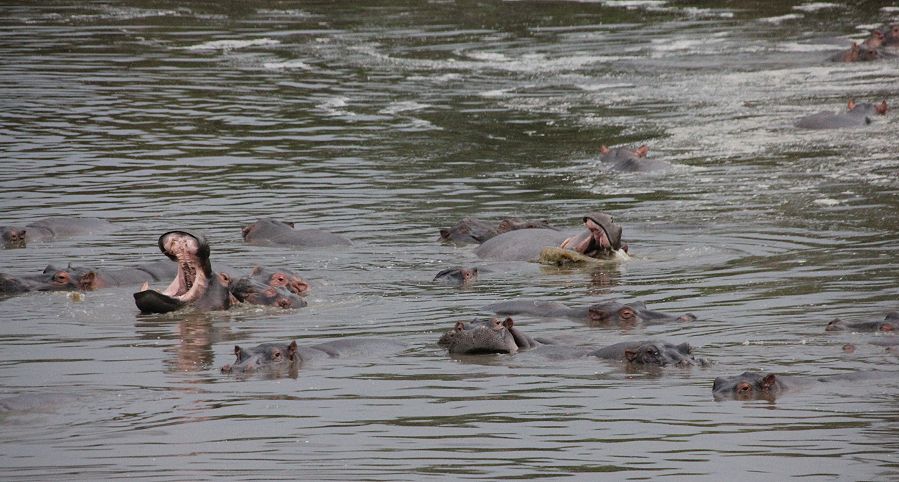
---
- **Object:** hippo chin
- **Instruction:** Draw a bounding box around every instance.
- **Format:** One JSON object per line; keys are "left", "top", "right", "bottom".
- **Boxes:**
{"left": 133, "top": 231, "right": 232, "bottom": 314}
{"left": 475, "top": 212, "right": 625, "bottom": 262}
{"left": 438, "top": 317, "right": 708, "bottom": 367}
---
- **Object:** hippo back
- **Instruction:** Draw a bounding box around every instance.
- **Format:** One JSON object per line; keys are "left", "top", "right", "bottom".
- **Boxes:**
{"left": 475, "top": 229, "right": 569, "bottom": 261}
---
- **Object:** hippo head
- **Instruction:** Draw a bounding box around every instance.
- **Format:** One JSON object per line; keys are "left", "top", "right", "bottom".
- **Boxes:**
{"left": 242, "top": 218, "right": 294, "bottom": 242}
{"left": 221, "top": 341, "right": 298, "bottom": 374}
{"left": 433, "top": 267, "right": 479, "bottom": 286}
{"left": 1, "top": 226, "right": 26, "bottom": 249}
{"left": 35, "top": 265, "right": 81, "bottom": 291}
{"left": 624, "top": 342, "right": 708, "bottom": 368}
{"left": 864, "top": 29, "right": 885, "bottom": 48}
{"left": 712, "top": 372, "right": 783, "bottom": 401}
{"left": 250, "top": 266, "right": 311, "bottom": 296}
{"left": 496, "top": 218, "right": 553, "bottom": 234}
{"left": 585, "top": 301, "right": 696, "bottom": 326}
{"left": 230, "top": 277, "right": 307, "bottom": 309}
{"left": 438, "top": 217, "right": 498, "bottom": 244}
{"left": 439, "top": 317, "right": 523, "bottom": 355}
{"left": 134, "top": 231, "right": 216, "bottom": 314}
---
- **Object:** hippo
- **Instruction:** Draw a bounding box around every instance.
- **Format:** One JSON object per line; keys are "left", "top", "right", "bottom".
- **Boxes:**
{"left": 433, "top": 267, "right": 478, "bottom": 286}
{"left": 247, "top": 265, "right": 311, "bottom": 296}
{"left": 438, "top": 217, "right": 554, "bottom": 244}
{"left": 220, "top": 338, "right": 407, "bottom": 375}
{"left": 884, "top": 24, "right": 899, "bottom": 46}
{"left": 599, "top": 145, "right": 670, "bottom": 172}
{"left": 229, "top": 276, "right": 306, "bottom": 309}
{"left": 862, "top": 29, "right": 886, "bottom": 49}
{"left": 483, "top": 299, "right": 696, "bottom": 327}
{"left": 0, "top": 392, "right": 80, "bottom": 413}
{"left": 795, "top": 99, "right": 888, "bottom": 129}
{"left": 133, "top": 231, "right": 232, "bottom": 314}
{"left": 438, "top": 317, "right": 707, "bottom": 366}
{"left": 825, "top": 312, "right": 897, "bottom": 333}
{"left": 829, "top": 42, "right": 880, "bottom": 62}
{"left": 1, "top": 217, "right": 117, "bottom": 249}
{"left": 712, "top": 370, "right": 897, "bottom": 401}
{"left": 242, "top": 218, "right": 351, "bottom": 248}
{"left": 475, "top": 212, "right": 624, "bottom": 262}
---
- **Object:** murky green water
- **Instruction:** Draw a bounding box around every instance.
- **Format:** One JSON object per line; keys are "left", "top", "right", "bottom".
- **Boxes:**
{"left": 1, "top": 1, "right": 898, "bottom": 479}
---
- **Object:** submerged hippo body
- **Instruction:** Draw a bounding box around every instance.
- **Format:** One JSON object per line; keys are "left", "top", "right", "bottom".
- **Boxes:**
{"left": 484, "top": 299, "right": 696, "bottom": 327}
{"left": 133, "top": 231, "right": 232, "bottom": 314}
{"left": 826, "top": 312, "right": 897, "bottom": 333}
{"left": 712, "top": 370, "right": 897, "bottom": 401}
{"left": 242, "top": 218, "right": 351, "bottom": 248}
{"left": 439, "top": 217, "right": 554, "bottom": 244}
{"left": 1, "top": 217, "right": 117, "bottom": 248}
{"left": 829, "top": 42, "right": 880, "bottom": 62}
{"left": 475, "top": 212, "right": 624, "bottom": 262}
{"left": 439, "top": 317, "right": 706, "bottom": 366}
{"left": 599, "top": 145, "right": 670, "bottom": 172}
{"left": 433, "top": 267, "right": 478, "bottom": 286}
{"left": 221, "top": 338, "right": 407, "bottom": 374}
{"left": 796, "top": 99, "right": 888, "bottom": 129}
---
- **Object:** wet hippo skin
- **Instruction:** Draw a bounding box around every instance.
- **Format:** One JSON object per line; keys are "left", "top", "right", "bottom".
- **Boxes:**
{"left": 242, "top": 218, "right": 351, "bottom": 248}
{"left": 221, "top": 338, "right": 407, "bottom": 374}
{"left": 483, "top": 299, "right": 696, "bottom": 327}
{"left": 475, "top": 212, "right": 625, "bottom": 261}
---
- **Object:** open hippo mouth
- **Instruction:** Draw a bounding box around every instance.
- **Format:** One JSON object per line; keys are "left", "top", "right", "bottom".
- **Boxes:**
{"left": 560, "top": 212, "right": 623, "bottom": 257}
{"left": 134, "top": 231, "right": 212, "bottom": 314}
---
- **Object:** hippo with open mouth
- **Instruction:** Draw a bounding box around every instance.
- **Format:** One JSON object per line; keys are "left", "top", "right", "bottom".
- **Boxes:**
{"left": 133, "top": 231, "right": 232, "bottom": 314}
{"left": 474, "top": 212, "right": 626, "bottom": 262}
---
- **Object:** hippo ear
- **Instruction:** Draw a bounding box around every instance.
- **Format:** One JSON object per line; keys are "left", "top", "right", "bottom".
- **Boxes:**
{"left": 43, "top": 265, "right": 60, "bottom": 274}
{"left": 599, "top": 145, "right": 610, "bottom": 154}
{"left": 677, "top": 343, "right": 692, "bottom": 354}
{"left": 439, "top": 228, "right": 450, "bottom": 239}
{"left": 218, "top": 272, "right": 231, "bottom": 285}
{"left": 241, "top": 225, "right": 252, "bottom": 239}
{"left": 624, "top": 349, "right": 638, "bottom": 362}
{"left": 761, "top": 374, "right": 777, "bottom": 390}
{"left": 712, "top": 377, "right": 727, "bottom": 392}
{"left": 285, "top": 221, "right": 295, "bottom": 228}
{"left": 287, "top": 340, "right": 298, "bottom": 360}
{"left": 454, "top": 321, "right": 465, "bottom": 332}
{"left": 251, "top": 266, "right": 263, "bottom": 275}
{"left": 635, "top": 145, "right": 649, "bottom": 157}
{"left": 502, "top": 317, "right": 514, "bottom": 328}
{"left": 233, "top": 345, "right": 242, "bottom": 361}
{"left": 877, "top": 100, "right": 888, "bottom": 115}
{"left": 847, "top": 99, "right": 856, "bottom": 111}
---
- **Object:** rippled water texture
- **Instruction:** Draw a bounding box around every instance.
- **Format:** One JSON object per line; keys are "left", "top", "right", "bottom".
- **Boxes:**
{"left": 1, "top": 1, "right": 898, "bottom": 479}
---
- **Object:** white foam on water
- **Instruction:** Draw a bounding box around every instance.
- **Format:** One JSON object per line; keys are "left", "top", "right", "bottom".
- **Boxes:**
{"left": 682, "top": 7, "right": 734, "bottom": 18}
{"left": 813, "top": 198, "right": 841, "bottom": 207}
{"left": 256, "top": 9, "right": 312, "bottom": 17}
{"left": 575, "top": 82, "right": 635, "bottom": 92}
{"left": 759, "top": 14, "right": 804, "bottom": 24}
{"left": 262, "top": 59, "right": 311, "bottom": 70}
{"left": 185, "top": 38, "right": 281, "bottom": 52}
{"left": 792, "top": 3, "right": 842, "bottom": 13}
{"left": 601, "top": 0, "right": 667, "bottom": 9}
{"left": 379, "top": 101, "right": 431, "bottom": 115}
{"left": 315, "top": 96, "right": 354, "bottom": 117}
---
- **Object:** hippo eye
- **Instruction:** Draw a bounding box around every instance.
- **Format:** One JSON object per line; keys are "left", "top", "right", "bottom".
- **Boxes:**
{"left": 619, "top": 308, "right": 635, "bottom": 319}
{"left": 54, "top": 273, "right": 69, "bottom": 282}
{"left": 737, "top": 383, "right": 752, "bottom": 393}
{"left": 273, "top": 351, "right": 281, "bottom": 359}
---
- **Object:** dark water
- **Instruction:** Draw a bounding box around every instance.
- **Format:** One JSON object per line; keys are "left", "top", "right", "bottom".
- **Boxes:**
{"left": 1, "top": 1, "right": 898, "bottom": 479}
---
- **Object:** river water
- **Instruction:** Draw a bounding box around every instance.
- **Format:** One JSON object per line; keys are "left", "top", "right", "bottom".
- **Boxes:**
{"left": 1, "top": 1, "right": 898, "bottom": 479}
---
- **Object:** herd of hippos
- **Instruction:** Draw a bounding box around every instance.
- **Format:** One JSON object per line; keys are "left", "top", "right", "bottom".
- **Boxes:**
{"left": 2, "top": 25, "right": 898, "bottom": 401}
{"left": 2, "top": 207, "right": 897, "bottom": 401}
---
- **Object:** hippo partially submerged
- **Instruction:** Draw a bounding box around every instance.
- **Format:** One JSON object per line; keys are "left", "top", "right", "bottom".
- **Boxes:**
{"left": 825, "top": 312, "right": 897, "bottom": 333}
{"left": 438, "top": 217, "right": 555, "bottom": 245}
{"left": 433, "top": 267, "right": 478, "bottom": 286}
{"left": 1, "top": 216, "right": 117, "bottom": 249}
{"left": 221, "top": 338, "right": 407, "bottom": 375}
{"left": 484, "top": 299, "right": 696, "bottom": 327}
{"left": 242, "top": 218, "right": 351, "bottom": 248}
{"left": 599, "top": 145, "right": 670, "bottom": 172}
{"left": 795, "top": 99, "right": 888, "bottom": 129}
{"left": 133, "top": 231, "right": 232, "bottom": 314}
{"left": 438, "top": 317, "right": 708, "bottom": 367}
{"left": 712, "top": 370, "right": 898, "bottom": 401}
{"left": 474, "top": 212, "right": 625, "bottom": 262}
{"left": 1, "top": 261, "right": 178, "bottom": 296}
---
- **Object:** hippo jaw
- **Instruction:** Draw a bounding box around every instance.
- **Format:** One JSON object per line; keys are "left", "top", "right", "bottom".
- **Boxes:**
{"left": 134, "top": 231, "right": 212, "bottom": 314}
{"left": 559, "top": 212, "right": 624, "bottom": 258}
